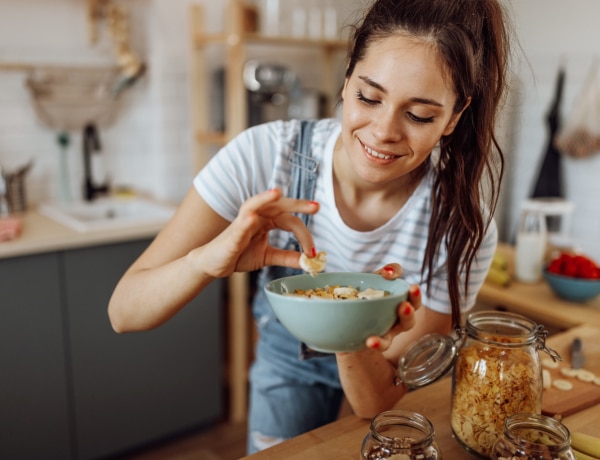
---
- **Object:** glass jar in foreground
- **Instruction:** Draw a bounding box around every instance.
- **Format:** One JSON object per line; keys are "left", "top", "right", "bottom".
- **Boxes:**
{"left": 491, "top": 413, "right": 575, "bottom": 460}
{"left": 450, "top": 311, "right": 548, "bottom": 458}
{"left": 361, "top": 410, "right": 442, "bottom": 460}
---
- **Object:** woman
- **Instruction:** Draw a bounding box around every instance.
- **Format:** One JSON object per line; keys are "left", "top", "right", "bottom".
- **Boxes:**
{"left": 109, "top": 0, "right": 511, "bottom": 453}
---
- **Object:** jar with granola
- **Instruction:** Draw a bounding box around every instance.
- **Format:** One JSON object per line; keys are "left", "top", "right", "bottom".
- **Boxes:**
{"left": 450, "top": 311, "right": 551, "bottom": 458}
{"left": 361, "top": 410, "right": 442, "bottom": 460}
{"left": 491, "top": 413, "right": 576, "bottom": 460}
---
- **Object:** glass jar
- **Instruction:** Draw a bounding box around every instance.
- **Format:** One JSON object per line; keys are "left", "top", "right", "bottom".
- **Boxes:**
{"left": 450, "top": 311, "right": 547, "bottom": 458}
{"left": 491, "top": 413, "right": 576, "bottom": 460}
{"left": 361, "top": 410, "right": 442, "bottom": 460}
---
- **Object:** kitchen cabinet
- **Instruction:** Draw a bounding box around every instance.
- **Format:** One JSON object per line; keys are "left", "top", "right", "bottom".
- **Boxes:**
{"left": 189, "top": 0, "right": 348, "bottom": 423}
{"left": 0, "top": 252, "right": 71, "bottom": 460}
{"left": 0, "top": 239, "right": 223, "bottom": 460}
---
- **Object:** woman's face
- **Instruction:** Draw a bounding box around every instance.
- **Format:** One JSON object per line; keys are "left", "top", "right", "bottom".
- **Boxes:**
{"left": 340, "top": 34, "right": 467, "bottom": 186}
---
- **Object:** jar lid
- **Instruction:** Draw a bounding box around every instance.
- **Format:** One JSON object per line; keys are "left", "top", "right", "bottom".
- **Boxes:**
{"left": 397, "top": 333, "right": 459, "bottom": 389}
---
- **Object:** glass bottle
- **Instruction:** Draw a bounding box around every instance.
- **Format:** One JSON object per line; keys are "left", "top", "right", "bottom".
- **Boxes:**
{"left": 450, "top": 311, "right": 554, "bottom": 458}
{"left": 491, "top": 413, "right": 576, "bottom": 460}
{"left": 515, "top": 200, "right": 547, "bottom": 283}
{"left": 361, "top": 410, "right": 442, "bottom": 460}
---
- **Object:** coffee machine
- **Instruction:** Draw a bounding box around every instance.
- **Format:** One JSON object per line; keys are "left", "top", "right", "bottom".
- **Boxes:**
{"left": 211, "top": 60, "right": 326, "bottom": 132}
{"left": 243, "top": 60, "right": 296, "bottom": 126}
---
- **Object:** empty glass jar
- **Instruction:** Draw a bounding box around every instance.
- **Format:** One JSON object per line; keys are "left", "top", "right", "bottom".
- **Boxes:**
{"left": 361, "top": 410, "right": 442, "bottom": 460}
{"left": 491, "top": 413, "right": 576, "bottom": 460}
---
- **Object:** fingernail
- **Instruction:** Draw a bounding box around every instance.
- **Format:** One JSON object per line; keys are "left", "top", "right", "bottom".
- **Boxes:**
{"left": 309, "top": 201, "right": 319, "bottom": 206}
{"left": 311, "top": 247, "right": 317, "bottom": 257}
{"left": 370, "top": 338, "right": 380, "bottom": 349}
{"left": 403, "top": 305, "right": 412, "bottom": 316}
{"left": 411, "top": 285, "right": 421, "bottom": 297}
{"left": 384, "top": 266, "right": 394, "bottom": 274}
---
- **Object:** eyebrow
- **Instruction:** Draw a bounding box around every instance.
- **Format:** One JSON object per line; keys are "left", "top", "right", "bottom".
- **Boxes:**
{"left": 358, "top": 75, "right": 444, "bottom": 108}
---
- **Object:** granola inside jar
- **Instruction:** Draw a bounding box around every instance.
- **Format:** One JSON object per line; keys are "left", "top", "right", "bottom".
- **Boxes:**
{"left": 450, "top": 311, "right": 545, "bottom": 458}
{"left": 491, "top": 413, "right": 576, "bottom": 460}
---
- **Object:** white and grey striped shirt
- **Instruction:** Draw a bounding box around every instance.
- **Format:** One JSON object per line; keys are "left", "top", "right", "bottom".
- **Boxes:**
{"left": 194, "top": 118, "right": 497, "bottom": 314}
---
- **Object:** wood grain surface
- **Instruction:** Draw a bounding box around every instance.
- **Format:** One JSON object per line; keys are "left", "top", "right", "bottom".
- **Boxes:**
{"left": 541, "top": 325, "right": 600, "bottom": 416}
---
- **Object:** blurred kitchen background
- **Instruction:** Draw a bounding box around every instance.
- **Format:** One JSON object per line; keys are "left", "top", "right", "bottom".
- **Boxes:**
{"left": 1, "top": 0, "right": 599, "bottom": 259}
{"left": 1, "top": 1, "right": 600, "bottom": 459}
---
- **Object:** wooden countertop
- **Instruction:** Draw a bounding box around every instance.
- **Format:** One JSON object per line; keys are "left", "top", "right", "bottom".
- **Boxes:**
{"left": 477, "top": 243, "right": 600, "bottom": 329}
{"left": 242, "top": 325, "right": 600, "bottom": 459}
{"left": 0, "top": 209, "right": 166, "bottom": 259}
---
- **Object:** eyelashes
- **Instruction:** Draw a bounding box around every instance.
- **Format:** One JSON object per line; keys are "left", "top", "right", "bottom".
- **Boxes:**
{"left": 354, "top": 90, "right": 435, "bottom": 124}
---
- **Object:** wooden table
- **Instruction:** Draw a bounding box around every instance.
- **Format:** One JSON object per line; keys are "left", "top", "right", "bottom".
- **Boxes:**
{"left": 241, "top": 326, "right": 600, "bottom": 459}
{"left": 477, "top": 243, "right": 600, "bottom": 329}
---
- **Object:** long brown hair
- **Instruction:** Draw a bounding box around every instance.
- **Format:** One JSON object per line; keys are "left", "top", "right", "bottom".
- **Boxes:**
{"left": 346, "top": 0, "right": 511, "bottom": 325}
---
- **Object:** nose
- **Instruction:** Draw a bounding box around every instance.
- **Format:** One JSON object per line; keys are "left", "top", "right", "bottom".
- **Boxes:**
{"left": 371, "top": 109, "right": 403, "bottom": 143}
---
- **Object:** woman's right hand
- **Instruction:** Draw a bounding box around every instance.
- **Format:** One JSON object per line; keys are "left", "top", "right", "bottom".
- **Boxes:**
{"left": 191, "top": 188, "right": 320, "bottom": 278}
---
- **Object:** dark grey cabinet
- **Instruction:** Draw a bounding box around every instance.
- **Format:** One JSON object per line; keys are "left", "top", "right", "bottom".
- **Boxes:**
{"left": 0, "top": 239, "right": 223, "bottom": 460}
{"left": 0, "top": 252, "right": 72, "bottom": 460}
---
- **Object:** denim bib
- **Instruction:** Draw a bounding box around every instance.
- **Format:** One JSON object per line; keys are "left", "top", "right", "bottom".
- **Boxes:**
{"left": 252, "top": 120, "right": 340, "bottom": 386}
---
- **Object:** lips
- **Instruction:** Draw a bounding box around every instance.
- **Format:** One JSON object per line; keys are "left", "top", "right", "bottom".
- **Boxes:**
{"left": 360, "top": 140, "right": 396, "bottom": 161}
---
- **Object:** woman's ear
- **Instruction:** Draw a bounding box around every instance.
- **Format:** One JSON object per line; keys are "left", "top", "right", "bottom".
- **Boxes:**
{"left": 442, "top": 97, "right": 472, "bottom": 136}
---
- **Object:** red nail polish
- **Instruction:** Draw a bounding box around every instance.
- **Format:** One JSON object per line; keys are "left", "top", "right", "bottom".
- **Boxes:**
{"left": 309, "top": 201, "right": 319, "bottom": 206}
{"left": 411, "top": 286, "right": 420, "bottom": 297}
{"left": 384, "top": 266, "right": 394, "bottom": 274}
{"left": 311, "top": 247, "right": 317, "bottom": 257}
{"left": 371, "top": 339, "right": 380, "bottom": 349}
{"left": 403, "top": 305, "right": 412, "bottom": 316}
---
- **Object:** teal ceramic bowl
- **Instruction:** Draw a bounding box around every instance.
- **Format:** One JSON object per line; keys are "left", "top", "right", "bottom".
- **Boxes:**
{"left": 264, "top": 272, "right": 410, "bottom": 353}
{"left": 543, "top": 269, "right": 600, "bottom": 302}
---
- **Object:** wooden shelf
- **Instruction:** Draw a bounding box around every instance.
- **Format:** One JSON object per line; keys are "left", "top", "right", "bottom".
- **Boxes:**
{"left": 193, "top": 31, "right": 348, "bottom": 51}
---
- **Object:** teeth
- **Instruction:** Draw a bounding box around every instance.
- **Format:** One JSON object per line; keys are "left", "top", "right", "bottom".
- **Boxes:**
{"left": 364, "top": 145, "right": 394, "bottom": 160}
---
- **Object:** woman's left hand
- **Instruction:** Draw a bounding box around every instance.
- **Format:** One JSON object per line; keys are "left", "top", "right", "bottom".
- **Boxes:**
{"left": 365, "top": 264, "right": 422, "bottom": 351}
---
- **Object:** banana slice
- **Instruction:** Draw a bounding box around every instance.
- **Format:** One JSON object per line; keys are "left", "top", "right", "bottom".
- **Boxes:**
{"left": 560, "top": 367, "right": 579, "bottom": 378}
{"left": 541, "top": 357, "right": 560, "bottom": 369}
{"left": 576, "top": 369, "right": 597, "bottom": 383}
{"left": 552, "top": 379, "right": 574, "bottom": 391}
{"left": 299, "top": 251, "right": 327, "bottom": 277}
{"left": 542, "top": 369, "right": 552, "bottom": 389}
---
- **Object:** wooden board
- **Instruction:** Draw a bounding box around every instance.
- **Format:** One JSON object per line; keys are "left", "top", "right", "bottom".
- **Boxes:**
{"left": 542, "top": 325, "right": 600, "bottom": 416}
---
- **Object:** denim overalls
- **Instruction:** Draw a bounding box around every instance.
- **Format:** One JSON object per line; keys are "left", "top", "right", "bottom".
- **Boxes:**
{"left": 246, "top": 121, "right": 343, "bottom": 454}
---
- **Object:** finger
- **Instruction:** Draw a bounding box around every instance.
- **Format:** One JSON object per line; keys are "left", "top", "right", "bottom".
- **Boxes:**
{"left": 259, "top": 197, "right": 320, "bottom": 218}
{"left": 376, "top": 263, "right": 402, "bottom": 280}
{"left": 264, "top": 247, "right": 306, "bottom": 268}
{"left": 271, "top": 214, "right": 316, "bottom": 256}
{"left": 396, "top": 302, "right": 416, "bottom": 331}
{"left": 365, "top": 302, "right": 415, "bottom": 351}
{"left": 407, "top": 285, "right": 422, "bottom": 312}
{"left": 366, "top": 335, "right": 392, "bottom": 351}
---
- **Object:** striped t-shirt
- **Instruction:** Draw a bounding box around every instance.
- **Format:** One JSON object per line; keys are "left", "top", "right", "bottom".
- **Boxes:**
{"left": 194, "top": 118, "right": 497, "bottom": 314}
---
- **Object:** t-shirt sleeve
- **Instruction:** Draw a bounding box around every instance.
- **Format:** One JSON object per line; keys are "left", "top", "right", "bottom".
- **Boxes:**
{"left": 193, "top": 122, "right": 283, "bottom": 221}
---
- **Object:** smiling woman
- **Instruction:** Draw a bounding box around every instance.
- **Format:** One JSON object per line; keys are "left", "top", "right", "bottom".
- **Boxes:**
{"left": 107, "top": 0, "right": 513, "bottom": 455}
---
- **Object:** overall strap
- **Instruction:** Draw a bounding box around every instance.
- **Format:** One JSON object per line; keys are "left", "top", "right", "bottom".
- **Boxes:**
{"left": 288, "top": 120, "right": 320, "bottom": 227}
{"left": 287, "top": 120, "right": 332, "bottom": 360}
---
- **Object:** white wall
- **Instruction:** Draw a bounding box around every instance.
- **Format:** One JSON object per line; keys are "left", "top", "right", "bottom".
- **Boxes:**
{"left": 504, "top": 0, "right": 600, "bottom": 261}
{"left": 1, "top": 0, "right": 599, "bottom": 261}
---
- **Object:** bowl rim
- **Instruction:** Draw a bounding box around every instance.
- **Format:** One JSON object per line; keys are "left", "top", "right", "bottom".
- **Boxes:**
{"left": 264, "top": 272, "right": 410, "bottom": 301}
{"left": 543, "top": 268, "right": 600, "bottom": 283}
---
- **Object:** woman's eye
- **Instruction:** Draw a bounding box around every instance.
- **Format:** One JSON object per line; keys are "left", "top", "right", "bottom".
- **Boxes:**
{"left": 407, "top": 112, "right": 435, "bottom": 124}
{"left": 355, "top": 90, "right": 379, "bottom": 106}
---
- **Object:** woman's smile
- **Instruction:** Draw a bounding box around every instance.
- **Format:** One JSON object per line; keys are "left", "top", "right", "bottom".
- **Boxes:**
{"left": 360, "top": 139, "right": 400, "bottom": 162}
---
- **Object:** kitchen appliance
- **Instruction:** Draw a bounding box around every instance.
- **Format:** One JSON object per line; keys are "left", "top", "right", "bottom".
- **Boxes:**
{"left": 211, "top": 60, "right": 327, "bottom": 132}
{"left": 243, "top": 60, "right": 296, "bottom": 126}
